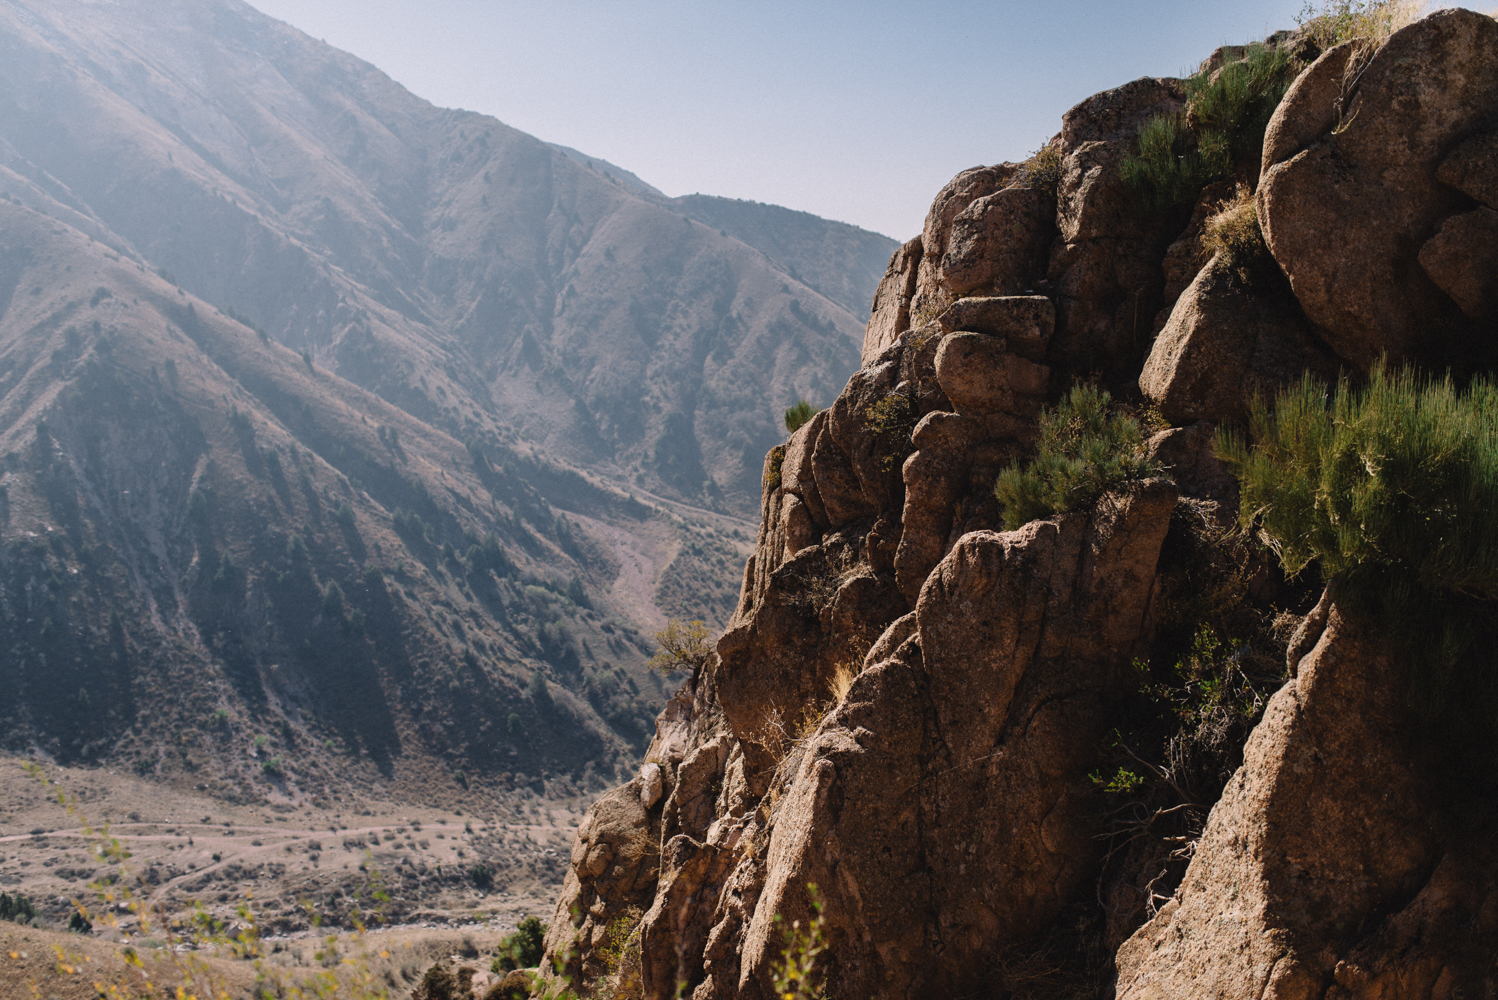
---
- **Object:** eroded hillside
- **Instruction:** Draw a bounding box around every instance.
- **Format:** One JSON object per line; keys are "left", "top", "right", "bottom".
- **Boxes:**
{"left": 0, "top": 0, "right": 895, "bottom": 513}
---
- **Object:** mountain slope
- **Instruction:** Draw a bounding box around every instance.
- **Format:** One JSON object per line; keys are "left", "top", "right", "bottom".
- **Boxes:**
{"left": 0, "top": 0, "right": 897, "bottom": 513}
{"left": 0, "top": 198, "right": 753, "bottom": 801}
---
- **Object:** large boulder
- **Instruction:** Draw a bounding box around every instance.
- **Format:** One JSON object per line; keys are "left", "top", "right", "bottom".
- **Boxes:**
{"left": 1048, "top": 77, "right": 1187, "bottom": 383}
{"left": 937, "top": 186, "right": 1053, "bottom": 296}
{"left": 936, "top": 294, "right": 1055, "bottom": 362}
{"left": 863, "top": 237, "right": 923, "bottom": 366}
{"left": 1114, "top": 599, "right": 1496, "bottom": 1000}
{"left": 736, "top": 479, "right": 1178, "bottom": 1000}
{"left": 1139, "top": 255, "right": 1341, "bottom": 424}
{"left": 1258, "top": 10, "right": 1498, "bottom": 367}
{"left": 909, "top": 164, "right": 1019, "bottom": 321}
{"left": 1418, "top": 206, "right": 1498, "bottom": 321}
{"left": 933, "top": 333, "right": 1049, "bottom": 417}
{"left": 1435, "top": 129, "right": 1498, "bottom": 210}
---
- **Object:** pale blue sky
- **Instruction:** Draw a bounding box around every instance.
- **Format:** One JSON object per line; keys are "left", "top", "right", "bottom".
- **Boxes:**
{"left": 247, "top": 0, "right": 1315, "bottom": 240}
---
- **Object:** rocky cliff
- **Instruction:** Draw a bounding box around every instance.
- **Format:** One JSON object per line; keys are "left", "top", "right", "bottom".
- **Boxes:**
{"left": 539, "top": 10, "right": 1498, "bottom": 1000}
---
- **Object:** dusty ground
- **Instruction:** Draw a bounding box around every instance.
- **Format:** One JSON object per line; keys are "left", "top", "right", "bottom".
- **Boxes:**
{"left": 2, "top": 920, "right": 524, "bottom": 999}
{"left": 0, "top": 753, "right": 584, "bottom": 996}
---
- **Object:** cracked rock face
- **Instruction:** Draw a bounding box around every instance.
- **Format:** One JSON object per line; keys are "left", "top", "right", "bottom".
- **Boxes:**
{"left": 1258, "top": 9, "right": 1498, "bottom": 368}
{"left": 1116, "top": 599, "right": 1497, "bottom": 1000}
{"left": 539, "top": 12, "right": 1498, "bottom": 998}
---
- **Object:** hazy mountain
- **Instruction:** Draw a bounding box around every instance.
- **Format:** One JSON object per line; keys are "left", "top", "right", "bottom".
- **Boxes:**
{"left": 0, "top": 0, "right": 896, "bottom": 795}
{"left": 0, "top": 0, "right": 896, "bottom": 515}
{"left": 547, "top": 143, "right": 666, "bottom": 199}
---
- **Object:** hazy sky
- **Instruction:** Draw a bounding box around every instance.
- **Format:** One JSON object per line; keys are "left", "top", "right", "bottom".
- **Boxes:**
{"left": 247, "top": 0, "right": 1315, "bottom": 240}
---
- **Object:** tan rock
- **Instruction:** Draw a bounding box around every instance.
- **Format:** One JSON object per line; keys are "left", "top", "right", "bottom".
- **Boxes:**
{"left": 937, "top": 185, "right": 1052, "bottom": 295}
{"left": 738, "top": 479, "right": 1178, "bottom": 1000}
{"left": 1157, "top": 180, "right": 1237, "bottom": 322}
{"left": 1260, "top": 42, "right": 1355, "bottom": 177}
{"left": 1116, "top": 603, "right": 1440, "bottom": 1000}
{"left": 1418, "top": 206, "right": 1498, "bottom": 320}
{"left": 862, "top": 237, "right": 923, "bottom": 366}
{"left": 639, "top": 762, "right": 665, "bottom": 810}
{"left": 1140, "top": 255, "right": 1341, "bottom": 423}
{"left": 909, "top": 164, "right": 1019, "bottom": 320}
{"left": 1146, "top": 422, "right": 1237, "bottom": 502}
{"left": 780, "top": 410, "right": 829, "bottom": 529}
{"left": 1258, "top": 10, "right": 1498, "bottom": 366}
{"left": 936, "top": 294, "right": 1055, "bottom": 362}
{"left": 1049, "top": 77, "right": 1187, "bottom": 381}
{"left": 1436, "top": 129, "right": 1498, "bottom": 210}
{"left": 932, "top": 332, "right": 1049, "bottom": 418}
{"left": 892, "top": 411, "right": 985, "bottom": 602}
{"left": 541, "top": 779, "right": 661, "bottom": 990}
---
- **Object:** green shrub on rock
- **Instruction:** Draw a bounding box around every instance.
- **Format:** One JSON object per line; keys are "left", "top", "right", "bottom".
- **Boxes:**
{"left": 1121, "top": 42, "right": 1296, "bottom": 213}
{"left": 784, "top": 399, "right": 820, "bottom": 435}
{"left": 1219, "top": 365, "right": 1498, "bottom": 723}
{"left": 994, "top": 385, "right": 1160, "bottom": 529}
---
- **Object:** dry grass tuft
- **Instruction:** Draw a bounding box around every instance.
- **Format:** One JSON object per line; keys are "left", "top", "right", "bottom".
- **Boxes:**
{"left": 1200, "top": 185, "right": 1271, "bottom": 279}
{"left": 1295, "top": 0, "right": 1427, "bottom": 49}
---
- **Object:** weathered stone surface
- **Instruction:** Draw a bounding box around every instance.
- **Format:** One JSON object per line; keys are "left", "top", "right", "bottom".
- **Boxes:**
{"left": 910, "top": 164, "right": 1019, "bottom": 320}
{"left": 1115, "top": 603, "right": 1440, "bottom": 1000}
{"left": 738, "top": 479, "right": 1178, "bottom": 1000}
{"left": 938, "top": 186, "right": 1052, "bottom": 295}
{"left": 826, "top": 354, "right": 905, "bottom": 519}
{"left": 640, "top": 762, "right": 665, "bottom": 809}
{"left": 936, "top": 295, "right": 1055, "bottom": 362}
{"left": 1140, "top": 255, "right": 1341, "bottom": 423}
{"left": 1049, "top": 77, "right": 1187, "bottom": 381}
{"left": 542, "top": 777, "right": 661, "bottom": 988}
{"left": 780, "top": 410, "right": 829, "bottom": 529}
{"left": 1146, "top": 422, "right": 1237, "bottom": 503}
{"left": 863, "top": 237, "right": 923, "bottom": 366}
{"left": 892, "top": 411, "right": 985, "bottom": 602}
{"left": 1418, "top": 206, "right": 1498, "bottom": 320}
{"left": 1258, "top": 10, "right": 1498, "bottom": 366}
{"left": 1260, "top": 42, "right": 1354, "bottom": 176}
{"left": 1156, "top": 180, "right": 1236, "bottom": 327}
{"left": 1436, "top": 129, "right": 1498, "bottom": 210}
{"left": 933, "top": 332, "right": 1049, "bottom": 418}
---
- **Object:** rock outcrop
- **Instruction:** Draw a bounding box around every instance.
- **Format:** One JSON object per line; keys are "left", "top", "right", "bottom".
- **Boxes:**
{"left": 539, "top": 12, "right": 1498, "bottom": 999}
{"left": 1258, "top": 9, "right": 1498, "bottom": 369}
{"left": 1116, "top": 599, "right": 1498, "bottom": 1000}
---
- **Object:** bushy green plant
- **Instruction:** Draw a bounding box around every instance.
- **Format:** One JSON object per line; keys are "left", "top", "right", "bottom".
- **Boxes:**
{"left": 492, "top": 915, "right": 547, "bottom": 973}
{"left": 1119, "top": 113, "right": 1219, "bottom": 215}
{"left": 1121, "top": 43, "right": 1295, "bottom": 214}
{"left": 1184, "top": 43, "right": 1293, "bottom": 159}
{"left": 784, "top": 399, "right": 820, "bottom": 435}
{"left": 993, "top": 386, "right": 1159, "bottom": 529}
{"left": 0, "top": 891, "right": 36, "bottom": 924}
{"left": 1219, "top": 365, "right": 1498, "bottom": 722}
{"left": 648, "top": 618, "right": 714, "bottom": 676}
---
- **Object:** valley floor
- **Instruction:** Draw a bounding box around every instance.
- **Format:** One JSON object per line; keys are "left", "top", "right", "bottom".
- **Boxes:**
{"left": 0, "top": 753, "right": 579, "bottom": 993}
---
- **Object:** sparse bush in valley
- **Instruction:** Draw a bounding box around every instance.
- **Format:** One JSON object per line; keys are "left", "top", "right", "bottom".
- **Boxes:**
{"left": 492, "top": 915, "right": 547, "bottom": 973}
{"left": 648, "top": 618, "right": 714, "bottom": 677}
{"left": 0, "top": 890, "right": 36, "bottom": 924}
